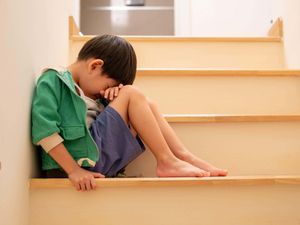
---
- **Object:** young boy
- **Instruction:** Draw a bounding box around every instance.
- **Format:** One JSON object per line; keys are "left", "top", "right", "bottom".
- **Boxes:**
{"left": 31, "top": 35, "right": 227, "bottom": 191}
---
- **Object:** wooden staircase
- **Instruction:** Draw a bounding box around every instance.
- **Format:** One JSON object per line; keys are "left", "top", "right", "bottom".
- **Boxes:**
{"left": 30, "top": 17, "right": 300, "bottom": 225}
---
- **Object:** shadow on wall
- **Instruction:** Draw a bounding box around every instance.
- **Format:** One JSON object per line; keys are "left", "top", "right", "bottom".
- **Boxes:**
{"left": 31, "top": 147, "right": 43, "bottom": 178}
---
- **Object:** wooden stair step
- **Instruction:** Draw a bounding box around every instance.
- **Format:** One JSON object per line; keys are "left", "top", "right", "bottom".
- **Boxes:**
{"left": 30, "top": 175, "right": 300, "bottom": 188}
{"left": 68, "top": 16, "right": 285, "bottom": 69}
{"left": 164, "top": 114, "right": 300, "bottom": 123}
{"left": 30, "top": 175, "right": 300, "bottom": 225}
{"left": 126, "top": 115, "right": 300, "bottom": 177}
{"left": 136, "top": 68, "right": 300, "bottom": 76}
{"left": 69, "top": 36, "right": 284, "bottom": 69}
{"left": 133, "top": 69, "right": 300, "bottom": 114}
{"left": 72, "top": 35, "right": 282, "bottom": 42}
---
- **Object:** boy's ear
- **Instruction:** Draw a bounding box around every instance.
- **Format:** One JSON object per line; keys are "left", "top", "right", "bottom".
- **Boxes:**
{"left": 89, "top": 59, "right": 104, "bottom": 71}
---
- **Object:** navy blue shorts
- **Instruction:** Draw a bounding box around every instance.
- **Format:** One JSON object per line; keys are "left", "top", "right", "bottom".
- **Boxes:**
{"left": 87, "top": 106, "right": 145, "bottom": 177}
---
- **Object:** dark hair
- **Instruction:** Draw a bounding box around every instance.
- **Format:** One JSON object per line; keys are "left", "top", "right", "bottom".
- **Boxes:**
{"left": 78, "top": 34, "right": 137, "bottom": 85}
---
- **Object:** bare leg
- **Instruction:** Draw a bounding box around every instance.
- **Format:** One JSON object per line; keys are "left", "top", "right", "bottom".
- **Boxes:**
{"left": 108, "top": 85, "right": 210, "bottom": 177}
{"left": 147, "top": 100, "right": 228, "bottom": 176}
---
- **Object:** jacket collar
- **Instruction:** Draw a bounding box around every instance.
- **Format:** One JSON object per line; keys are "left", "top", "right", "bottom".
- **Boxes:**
{"left": 42, "top": 67, "right": 77, "bottom": 95}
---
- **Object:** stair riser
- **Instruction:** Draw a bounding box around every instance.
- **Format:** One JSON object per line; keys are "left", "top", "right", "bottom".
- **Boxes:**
{"left": 30, "top": 184, "right": 300, "bottom": 225}
{"left": 70, "top": 40, "right": 284, "bottom": 68}
{"left": 134, "top": 75, "right": 300, "bottom": 114}
{"left": 126, "top": 122, "right": 300, "bottom": 176}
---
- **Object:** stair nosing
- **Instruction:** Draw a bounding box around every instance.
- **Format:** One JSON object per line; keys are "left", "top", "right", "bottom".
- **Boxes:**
{"left": 71, "top": 35, "right": 282, "bottom": 43}
{"left": 136, "top": 69, "right": 300, "bottom": 77}
{"left": 164, "top": 114, "right": 300, "bottom": 123}
{"left": 30, "top": 175, "right": 300, "bottom": 189}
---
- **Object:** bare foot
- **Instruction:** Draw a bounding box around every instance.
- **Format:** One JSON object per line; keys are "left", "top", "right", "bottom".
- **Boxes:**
{"left": 180, "top": 152, "right": 228, "bottom": 177}
{"left": 156, "top": 157, "right": 210, "bottom": 177}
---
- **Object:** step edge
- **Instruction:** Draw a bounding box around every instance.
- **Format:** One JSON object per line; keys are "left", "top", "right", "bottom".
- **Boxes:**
{"left": 30, "top": 175, "right": 300, "bottom": 189}
{"left": 136, "top": 69, "right": 300, "bottom": 76}
{"left": 164, "top": 115, "right": 300, "bottom": 123}
{"left": 71, "top": 35, "right": 282, "bottom": 43}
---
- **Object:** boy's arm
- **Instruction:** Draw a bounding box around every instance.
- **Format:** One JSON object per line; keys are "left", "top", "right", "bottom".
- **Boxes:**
{"left": 37, "top": 130, "right": 105, "bottom": 191}
{"left": 48, "top": 143, "right": 80, "bottom": 175}
{"left": 37, "top": 132, "right": 86, "bottom": 174}
{"left": 48, "top": 143, "right": 105, "bottom": 191}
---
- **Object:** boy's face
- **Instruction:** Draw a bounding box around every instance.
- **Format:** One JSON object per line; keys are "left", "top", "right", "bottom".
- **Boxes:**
{"left": 80, "top": 59, "right": 119, "bottom": 100}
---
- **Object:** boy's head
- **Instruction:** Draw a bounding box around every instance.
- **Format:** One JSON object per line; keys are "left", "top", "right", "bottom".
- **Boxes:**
{"left": 77, "top": 34, "right": 137, "bottom": 85}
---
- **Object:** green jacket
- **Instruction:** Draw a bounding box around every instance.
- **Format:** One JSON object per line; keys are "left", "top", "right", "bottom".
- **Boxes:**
{"left": 31, "top": 68, "right": 99, "bottom": 170}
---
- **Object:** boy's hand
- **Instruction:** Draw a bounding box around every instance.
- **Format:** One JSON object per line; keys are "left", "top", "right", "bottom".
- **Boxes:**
{"left": 68, "top": 167, "right": 105, "bottom": 191}
{"left": 100, "top": 84, "right": 123, "bottom": 101}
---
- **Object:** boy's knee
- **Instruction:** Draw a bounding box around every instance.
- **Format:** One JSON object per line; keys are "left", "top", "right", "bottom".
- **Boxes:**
{"left": 147, "top": 98, "right": 158, "bottom": 109}
{"left": 121, "top": 85, "right": 139, "bottom": 92}
{"left": 120, "top": 85, "right": 145, "bottom": 99}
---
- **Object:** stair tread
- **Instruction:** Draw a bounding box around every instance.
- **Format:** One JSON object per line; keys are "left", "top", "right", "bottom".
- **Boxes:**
{"left": 71, "top": 35, "right": 282, "bottom": 43}
{"left": 164, "top": 114, "right": 300, "bottom": 123}
{"left": 30, "top": 175, "right": 300, "bottom": 189}
{"left": 137, "top": 68, "right": 300, "bottom": 76}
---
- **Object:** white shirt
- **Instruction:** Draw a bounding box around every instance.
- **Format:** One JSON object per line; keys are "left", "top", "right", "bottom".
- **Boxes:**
{"left": 74, "top": 83, "right": 105, "bottom": 128}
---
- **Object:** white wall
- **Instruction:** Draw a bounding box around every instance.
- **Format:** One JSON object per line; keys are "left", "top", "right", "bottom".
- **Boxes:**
{"left": 175, "top": 0, "right": 273, "bottom": 36}
{"left": 174, "top": 0, "right": 192, "bottom": 36}
{"left": 73, "top": 0, "right": 81, "bottom": 30}
{"left": 0, "top": 1, "right": 72, "bottom": 225}
{"left": 175, "top": 0, "right": 300, "bottom": 67}
{"left": 271, "top": 0, "right": 300, "bottom": 68}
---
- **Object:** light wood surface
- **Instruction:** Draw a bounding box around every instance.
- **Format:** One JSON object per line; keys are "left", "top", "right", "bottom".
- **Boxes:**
{"left": 30, "top": 175, "right": 300, "bottom": 189}
{"left": 268, "top": 18, "right": 284, "bottom": 37}
{"left": 68, "top": 16, "right": 80, "bottom": 39}
{"left": 134, "top": 75, "right": 300, "bottom": 114}
{"left": 30, "top": 180, "right": 300, "bottom": 225}
{"left": 126, "top": 121, "right": 300, "bottom": 177}
{"left": 70, "top": 40, "right": 285, "bottom": 68}
{"left": 164, "top": 114, "right": 300, "bottom": 123}
{"left": 71, "top": 35, "right": 282, "bottom": 42}
{"left": 137, "top": 68, "right": 300, "bottom": 77}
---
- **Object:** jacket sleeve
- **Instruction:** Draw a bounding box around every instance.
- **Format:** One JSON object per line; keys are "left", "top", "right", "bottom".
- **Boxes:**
{"left": 31, "top": 70, "right": 63, "bottom": 145}
{"left": 37, "top": 132, "right": 64, "bottom": 152}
